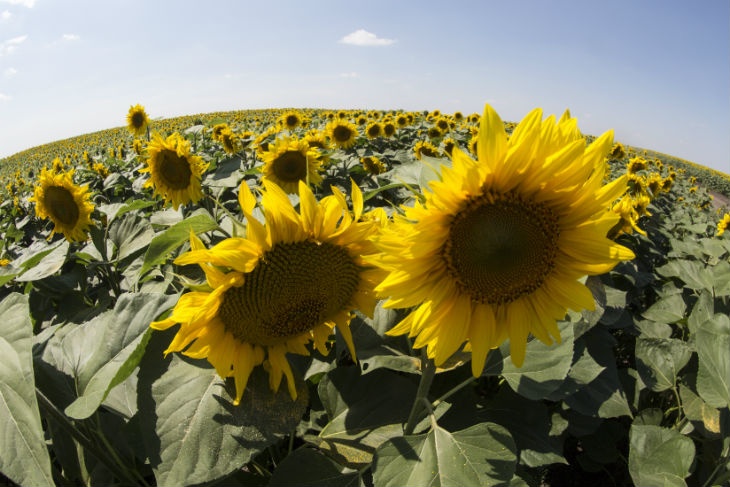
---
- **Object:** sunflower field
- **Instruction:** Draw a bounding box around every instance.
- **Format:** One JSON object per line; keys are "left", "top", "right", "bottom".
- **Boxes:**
{"left": 0, "top": 104, "right": 728, "bottom": 487}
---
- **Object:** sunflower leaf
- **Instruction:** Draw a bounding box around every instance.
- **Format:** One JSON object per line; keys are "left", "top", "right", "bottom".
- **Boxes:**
{"left": 139, "top": 212, "right": 219, "bottom": 277}
{"left": 634, "top": 337, "right": 692, "bottom": 392}
{"left": 14, "top": 238, "right": 69, "bottom": 282}
{"left": 0, "top": 293, "right": 54, "bottom": 487}
{"left": 268, "top": 447, "right": 361, "bottom": 487}
{"left": 137, "top": 329, "right": 308, "bottom": 487}
{"left": 371, "top": 422, "right": 517, "bottom": 487}
{"left": 628, "top": 424, "right": 695, "bottom": 487}
{"left": 64, "top": 292, "right": 177, "bottom": 419}
{"left": 695, "top": 313, "right": 730, "bottom": 408}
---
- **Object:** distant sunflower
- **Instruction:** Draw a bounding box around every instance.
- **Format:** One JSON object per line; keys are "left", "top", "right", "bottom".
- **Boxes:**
{"left": 126, "top": 104, "right": 149, "bottom": 137}
{"left": 260, "top": 135, "right": 322, "bottom": 193}
{"left": 142, "top": 132, "right": 209, "bottom": 209}
{"left": 326, "top": 120, "right": 358, "bottom": 149}
{"left": 361, "top": 155, "right": 387, "bottom": 175}
{"left": 414, "top": 140, "right": 441, "bottom": 160}
{"left": 382, "top": 121, "right": 396, "bottom": 138}
{"left": 220, "top": 129, "right": 240, "bottom": 155}
{"left": 366, "top": 122, "right": 383, "bottom": 139}
{"left": 150, "top": 180, "right": 384, "bottom": 404}
{"left": 30, "top": 166, "right": 94, "bottom": 242}
{"left": 279, "top": 110, "right": 304, "bottom": 131}
{"left": 370, "top": 104, "right": 635, "bottom": 374}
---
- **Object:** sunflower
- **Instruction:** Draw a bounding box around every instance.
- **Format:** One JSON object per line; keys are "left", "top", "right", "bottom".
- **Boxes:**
{"left": 369, "top": 104, "right": 635, "bottom": 374}
{"left": 219, "top": 128, "right": 240, "bottom": 155}
{"left": 365, "top": 122, "right": 383, "bottom": 139}
{"left": 326, "top": 119, "right": 358, "bottom": 149}
{"left": 30, "top": 166, "right": 94, "bottom": 242}
{"left": 141, "top": 132, "right": 209, "bottom": 210}
{"left": 150, "top": 180, "right": 384, "bottom": 404}
{"left": 279, "top": 110, "right": 304, "bottom": 131}
{"left": 126, "top": 104, "right": 149, "bottom": 137}
{"left": 414, "top": 140, "right": 441, "bottom": 160}
{"left": 260, "top": 135, "right": 322, "bottom": 194}
{"left": 361, "top": 155, "right": 387, "bottom": 175}
{"left": 717, "top": 213, "right": 730, "bottom": 237}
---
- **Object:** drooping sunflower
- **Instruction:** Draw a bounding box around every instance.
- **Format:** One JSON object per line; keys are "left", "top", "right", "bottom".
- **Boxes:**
{"left": 141, "top": 132, "right": 209, "bottom": 209}
{"left": 150, "top": 180, "right": 384, "bottom": 404}
{"left": 260, "top": 135, "right": 322, "bottom": 193}
{"left": 30, "top": 166, "right": 94, "bottom": 242}
{"left": 414, "top": 140, "right": 441, "bottom": 160}
{"left": 370, "top": 104, "right": 635, "bottom": 374}
{"left": 126, "top": 104, "right": 149, "bottom": 137}
{"left": 361, "top": 155, "right": 387, "bottom": 175}
{"left": 326, "top": 119, "right": 359, "bottom": 149}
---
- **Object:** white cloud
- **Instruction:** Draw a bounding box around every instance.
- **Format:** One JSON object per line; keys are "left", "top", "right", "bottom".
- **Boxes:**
{"left": 1, "top": 10, "right": 12, "bottom": 20}
{"left": 4, "top": 67, "right": 17, "bottom": 77}
{"left": 339, "top": 29, "right": 395, "bottom": 47}
{"left": 339, "top": 72, "right": 359, "bottom": 78}
{"left": 0, "top": 34, "right": 27, "bottom": 56}
{"left": 62, "top": 33, "right": 80, "bottom": 41}
{"left": 0, "top": 0, "right": 36, "bottom": 7}
{"left": 0, "top": 93, "right": 11, "bottom": 102}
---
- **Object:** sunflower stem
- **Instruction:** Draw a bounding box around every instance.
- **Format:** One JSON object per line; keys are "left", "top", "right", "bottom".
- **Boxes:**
{"left": 404, "top": 349, "right": 436, "bottom": 436}
{"left": 431, "top": 376, "right": 477, "bottom": 409}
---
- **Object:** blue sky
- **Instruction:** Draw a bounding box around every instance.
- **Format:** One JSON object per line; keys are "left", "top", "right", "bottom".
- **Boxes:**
{"left": 1, "top": 0, "right": 728, "bottom": 174}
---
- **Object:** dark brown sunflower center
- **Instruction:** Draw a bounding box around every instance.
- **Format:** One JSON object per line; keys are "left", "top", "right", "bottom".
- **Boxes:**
{"left": 45, "top": 186, "right": 79, "bottom": 226}
{"left": 442, "top": 191, "right": 560, "bottom": 305}
{"left": 159, "top": 149, "right": 192, "bottom": 189}
{"left": 273, "top": 151, "right": 307, "bottom": 182}
{"left": 332, "top": 125, "right": 353, "bottom": 142}
{"left": 285, "top": 115, "right": 299, "bottom": 127}
{"left": 218, "top": 241, "right": 360, "bottom": 345}
{"left": 131, "top": 112, "right": 146, "bottom": 129}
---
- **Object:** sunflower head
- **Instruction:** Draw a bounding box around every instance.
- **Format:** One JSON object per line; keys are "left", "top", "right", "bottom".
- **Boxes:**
{"left": 326, "top": 120, "right": 358, "bottom": 149}
{"left": 279, "top": 110, "right": 304, "bottom": 131}
{"left": 717, "top": 213, "right": 730, "bottom": 237}
{"left": 366, "top": 122, "right": 383, "bottom": 139}
{"left": 260, "top": 135, "right": 322, "bottom": 194}
{"left": 371, "top": 103, "right": 635, "bottom": 375}
{"left": 30, "top": 166, "right": 95, "bottom": 242}
{"left": 150, "top": 180, "right": 384, "bottom": 404}
{"left": 414, "top": 140, "right": 441, "bottom": 160}
{"left": 126, "top": 104, "right": 149, "bottom": 137}
{"left": 361, "top": 155, "right": 387, "bottom": 175}
{"left": 141, "top": 132, "right": 209, "bottom": 209}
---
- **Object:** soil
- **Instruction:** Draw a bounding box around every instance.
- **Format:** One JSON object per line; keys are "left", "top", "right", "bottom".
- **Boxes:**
{"left": 710, "top": 190, "right": 730, "bottom": 211}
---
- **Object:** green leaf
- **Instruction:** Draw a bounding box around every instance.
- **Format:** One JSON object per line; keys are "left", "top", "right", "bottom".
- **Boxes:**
{"left": 315, "top": 367, "right": 417, "bottom": 468}
{"left": 628, "top": 424, "right": 695, "bottom": 487}
{"left": 109, "top": 212, "right": 154, "bottom": 261}
{"left": 269, "top": 447, "right": 361, "bottom": 487}
{"left": 418, "top": 154, "right": 451, "bottom": 189}
{"left": 372, "top": 422, "right": 517, "bottom": 487}
{"left": 139, "top": 212, "right": 219, "bottom": 277}
{"left": 137, "top": 331, "right": 308, "bottom": 487}
{"left": 480, "top": 386, "right": 566, "bottom": 467}
{"left": 695, "top": 313, "right": 730, "bottom": 408}
{"left": 482, "top": 320, "right": 573, "bottom": 401}
{"left": 64, "top": 293, "right": 178, "bottom": 419}
{"left": 641, "top": 293, "right": 686, "bottom": 324}
{"left": 679, "top": 383, "right": 721, "bottom": 438}
{"left": 688, "top": 290, "right": 714, "bottom": 336}
{"left": 15, "top": 238, "right": 69, "bottom": 282}
{"left": 0, "top": 293, "right": 54, "bottom": 487}
{"left": 635, "top": 337, "right": 692, "bottom": 392}
{"left": 563, "top": 328, "right": 632, "bottom": 418}
{"left": 656, "top": 259, "right": 715, "bottom": 290}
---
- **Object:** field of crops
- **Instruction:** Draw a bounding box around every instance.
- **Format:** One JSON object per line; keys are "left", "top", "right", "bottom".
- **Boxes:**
{"left": 0, "top": 105, "right": 728, "bottom": 487}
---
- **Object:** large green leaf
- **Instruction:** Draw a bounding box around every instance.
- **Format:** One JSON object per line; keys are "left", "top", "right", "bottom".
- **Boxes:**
{"left": 137, "top": 331, "right": 308, "bottom": 487}
{"left": 109, "top": 212, "right": 154, "bottom": 261}
{"left": 688, "top": 289, "right": 714, "bottom": 336}
{"left": 268, "top": 447, "right": 361, "bottom": 487}
{"left": 695, "top": 313, "right": 730, "bottom": 408}
{"left": 628, "top": 424, "right": 695, "bottom": 487}
{"left": 64, "top": 293, "right": 178, "bottom": 419}
{"left": 0, "top": 293, "right": 54, "bottom": 487}
{"left": 482, "top": 321, "right": 573, "bottom": 401}
{"left": 656, "top": 259, "right": 715, "bottom": 291}
{"left": 15, "top": 238, "right": 69, "bottom": 282}
{"left": 480, "top": 386, "right": 566, "bottom": 467}
{"left": 315, "top": 367, "right": 417, "bottom": 468}
{"left": 372, "top": 422, "right": 516, "bottom": 487}
{"left": 139, "top": 212, "right": 219, "bottom": 277}
{"left": 635, "top": 337, "right": 692, "bottom": 392}
{"left": 641, "top": 293, "right": 686, "bottom": 324}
